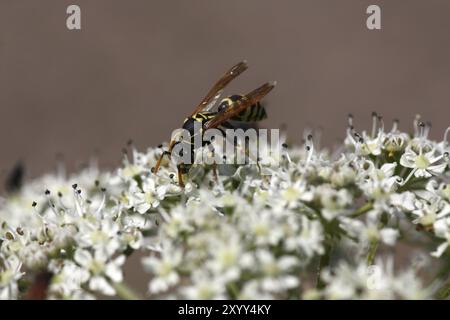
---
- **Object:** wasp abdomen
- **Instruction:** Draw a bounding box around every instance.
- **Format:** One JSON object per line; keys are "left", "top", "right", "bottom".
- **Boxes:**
{"left": 218, "top": 95, "right": 267, "bottom": 122}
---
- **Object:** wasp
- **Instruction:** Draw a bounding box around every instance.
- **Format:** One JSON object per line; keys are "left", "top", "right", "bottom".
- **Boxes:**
{"left": 152, "top": 61, "right": 275, "bottom": 187}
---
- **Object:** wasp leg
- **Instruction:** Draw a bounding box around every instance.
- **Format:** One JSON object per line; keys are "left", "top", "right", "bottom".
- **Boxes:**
{"left": 220, "top": 121, "right": 234, "bottom": 129}
{"left": 153, "top": 150, "right": 171, "bottom": 174}
{"left": 212, "top": 161, "right": 219, "bottom": 183}
{"left": 153, "top": 141, "right": 179, "bottom": 174}
{"left": 177, "top": 164, "right": 185, "bottom": 188}
{"left": 256, "top": 156, "right": 262, "bottom": 174}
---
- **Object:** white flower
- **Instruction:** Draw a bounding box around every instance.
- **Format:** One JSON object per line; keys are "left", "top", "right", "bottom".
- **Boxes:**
{"left": 431, "top": 217, "right": 450, "bottom": 257}
{"left": 296, "top": 216, "right": 325, "bottom": 257}
{"left": 357, "top": 161, "right": 400, "bottom": 198}
{"left": 0, "top": 114, "right": 449, "bottom": 300}
{"left": 76, "top": 218, "right": 120, "bottom": 255}
{"left": 130, "top": 179, "right": 164, "bottom": 213}
{"left": 74, "top": 248, "right": 125, "bottom": 296}
{"left": 279, "top": 180, "right": 314, "bottom": 209}
{"left": 339, "top": 210, "right": 399, "bottom": 247}
{"left": 321, "top": 258, "right": 431, "bottom": 299}
{"left": 390, "top": 191, "right": 416, "bottom": 211}
{"left": 180, "top": 271, "right": 227, "bottom": 299}
{"left": 400, "top": 144, "right": 447, "bottom": 178}
{"left": 49, "top": 261, "right": 90, "bottom": 299}
{"left": 0, "top": 254, "right": 23, "bottom": 300}
{"left": 252, "top": 250, "right": 300, "bottom": 293}
{"left": 316, "top": 185, "right": 352, "bottom": 220}
{"left": 143, "top": 246, "right": 182, "bottom": 294}
{"left": 411, "top": 198, "right": 450, "bottom": 228}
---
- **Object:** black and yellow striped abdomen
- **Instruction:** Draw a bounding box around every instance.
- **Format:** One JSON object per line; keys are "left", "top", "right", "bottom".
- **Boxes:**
{"left": 218, "top": 95, "right": 267, "bottom": 122}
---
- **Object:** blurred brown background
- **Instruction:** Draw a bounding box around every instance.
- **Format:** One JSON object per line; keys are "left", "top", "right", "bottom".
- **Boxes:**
{"left": 1, "top": 0, "right": 450, "bottom": 182}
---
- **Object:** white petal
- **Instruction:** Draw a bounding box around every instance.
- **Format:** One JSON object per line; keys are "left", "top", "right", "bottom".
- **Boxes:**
{"left": 380, "top": 228, "right": 399, "bottom": 246}
{"left": 136, "top": 202, "right": 151, "bottom": 214}
{"left": 89, "top": 276, "right": 116, "bottom": 296}
{"left": 431, "top": 242, "right": 449, "bottom": 258}
{"left": 74, "top": 249, "right": 92, "bottom": 268}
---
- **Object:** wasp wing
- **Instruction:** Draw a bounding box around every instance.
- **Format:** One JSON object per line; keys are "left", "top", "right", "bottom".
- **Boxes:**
{"left": 203, "top": 90, "right": 223, "bottom": 112}
{"left": 190, "top": 61, "right": 248, "bottom": 116}
{"left": 204, "top": 82, "right": 275, "bottom": 130}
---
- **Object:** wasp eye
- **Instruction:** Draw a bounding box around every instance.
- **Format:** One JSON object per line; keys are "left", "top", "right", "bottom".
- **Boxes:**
{"left": 218, "top": 101, "right": 228, "bottom": 112}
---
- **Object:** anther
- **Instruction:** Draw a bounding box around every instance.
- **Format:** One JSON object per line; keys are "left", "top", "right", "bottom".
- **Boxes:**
{"left": 45, "top": 189, "right": 50, "bottom": 195}
{"left": 72, "top": 184, "right": 78, "bottom": 190}
{"left": 32, "top": 201, "right": 37, "bottom": 207}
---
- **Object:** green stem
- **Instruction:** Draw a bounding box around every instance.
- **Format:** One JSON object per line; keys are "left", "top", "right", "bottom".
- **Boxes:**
{"left": 366, "top": 240, "right": 380, "bottom": 266}
{"left": 316, "top": 242, "right": 332, "bottom": 290}
{"left": 350, "top": 202, "right": 373, "bottom": 218}
{"left": 227, "top": 282, "right": 240, "bottom": 299}
{"left": 112, "top": 282, "right": 141, "bottom": 300}
{"left": 435, "top": 281, "right": 450, "bottom": 300}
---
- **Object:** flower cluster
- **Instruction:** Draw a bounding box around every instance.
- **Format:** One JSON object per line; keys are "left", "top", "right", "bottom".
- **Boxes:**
{"left": 0, "top": 114, "right": 449, "bottom": 299}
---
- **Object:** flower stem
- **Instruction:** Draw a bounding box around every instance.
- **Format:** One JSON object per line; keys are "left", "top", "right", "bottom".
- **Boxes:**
{"left": 227, "top": 282, "right": 240, "bottom": 299}
{"left": 435, "top": 281, "right": 450, "bottom": 300}
{"left": 316, "top": 242, "right": 332, "bottom": 290}
{"left": 366, "top": 239, "right": 379, "bottom": 266}
{"left": 350, "top": 202, "right": 373, "bottom": 218}
{"left": 112, "top": 282, "right": 141, "bottom": 300}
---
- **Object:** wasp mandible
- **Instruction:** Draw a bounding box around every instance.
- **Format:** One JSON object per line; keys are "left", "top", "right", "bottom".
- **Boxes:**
{"left": 152, "top": 61, "right": 276, "bottom": 187}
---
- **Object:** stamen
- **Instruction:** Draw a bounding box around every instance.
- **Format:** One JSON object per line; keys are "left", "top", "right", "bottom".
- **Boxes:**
{"left": 377, "top": 115, "right": 384, "bottom": 134}
{"left": 397, "top": 168, "right": 417, "bottom": 186}
{"left": 94, "top": 190, "right": 106, "bottom": 218}
{"left": 348, "top": 113, "right": 354, "bottom": 127}
{"left": 122, "top": 148, "right": 130, "bottom": 165}
{"left": 413, "top": 114, "right": 421, "bottom": 137}
{"left": 31, "top": 201, "right": 44, "bottom": 220}
{"left": 303, "top": 134, "right": 314, "bottom": 173}
{"left": 73, "top": 188, "right": 84, "bottom": 216}
{"left": 371, "top": 112, "right": 378, "bottom": 138}
{"left": 391, "top": 119, "right": 399, "bottom": 133}
{"left": 44, "top": 190, "right": 59, "bottom": 216}
{"left": 418, "top": 121, "right": 425, "bottom": 138}
{"left": 442, "top": 126, "right": 450, "bottom": 147}
{"left": 55, "top": 153, "right": 66, "bottom": 179}
{"left": 424, "top": 122, "right": 432, "bottom": 139}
